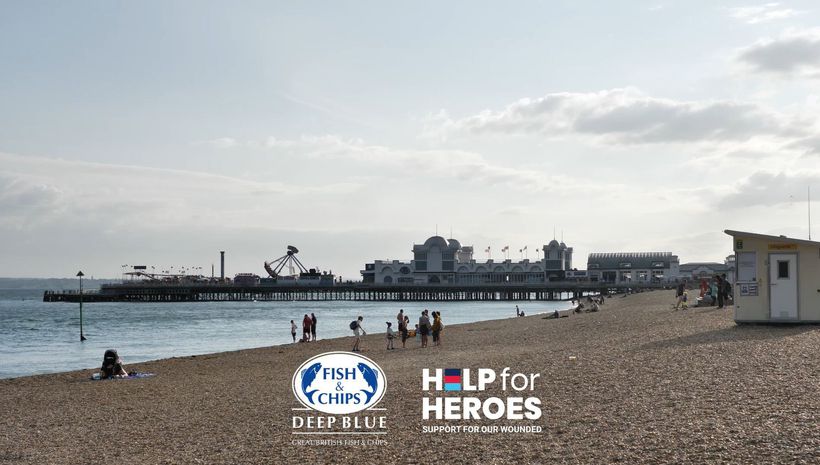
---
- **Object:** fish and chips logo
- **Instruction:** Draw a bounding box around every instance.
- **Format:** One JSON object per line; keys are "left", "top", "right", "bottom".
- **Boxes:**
{"left": 292, "top": 351, "right": 386, "bottom": 415}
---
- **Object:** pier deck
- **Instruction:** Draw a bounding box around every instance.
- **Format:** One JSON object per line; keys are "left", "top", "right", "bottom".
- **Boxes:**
{"left": 43, "top": 282, "right": 666, "bottom": 303}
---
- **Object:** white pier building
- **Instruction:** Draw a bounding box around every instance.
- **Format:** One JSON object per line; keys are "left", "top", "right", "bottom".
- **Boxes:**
{"left": 361, "top": 236, "right": 573, "bottom": 285}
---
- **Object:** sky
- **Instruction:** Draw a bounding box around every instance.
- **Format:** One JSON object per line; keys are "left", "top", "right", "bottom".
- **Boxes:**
{"left": 2, "top": 1, "right": 820, "bottom": 279}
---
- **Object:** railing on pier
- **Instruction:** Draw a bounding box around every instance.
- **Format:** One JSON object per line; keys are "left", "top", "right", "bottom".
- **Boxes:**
{"left": 43, "top": 282, "right": 667, "bottom": 303}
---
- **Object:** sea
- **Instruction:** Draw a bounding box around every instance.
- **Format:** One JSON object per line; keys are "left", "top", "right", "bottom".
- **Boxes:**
{"left": 0, "top": 289, "right": 571, "bottom": 379}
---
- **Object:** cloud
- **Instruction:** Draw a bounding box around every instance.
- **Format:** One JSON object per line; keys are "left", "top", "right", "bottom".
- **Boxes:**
{"left": 436, "top": 88, "right": 801, "bottom": 145}
{"left": 737, "top": 29, "right": 820, "bottom": 76}
{"left": 0, "top": 152, "right": 363, "bottom": 231}
{"left": 196, "top": 137, "right": 239, "bottom": 149}
{"left": 717, "top": 171, "right": 820, "bottom": 208}
{"left": 786, "top": 135, "right": 820, "bottom": 156}
{"left": 238, "top": 134, "right": 572, "bottom": 192}
{"left": 728, "top": 3, "right": 799, "bottom": 24}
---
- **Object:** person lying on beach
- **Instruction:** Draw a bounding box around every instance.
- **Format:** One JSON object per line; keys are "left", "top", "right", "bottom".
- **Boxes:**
{"left": 589, "top": 302, "right": 600, "bottom": 312}
{"left": 100, "top": 349, "right": 128, "bottom": 379}
{"left": 574, "top": 302, "right": 584, "bottom": 313}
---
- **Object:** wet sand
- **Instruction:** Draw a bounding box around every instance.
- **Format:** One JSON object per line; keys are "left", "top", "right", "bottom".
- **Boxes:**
{"left": 1, "top": 290, "right": 818, "bottom": 464}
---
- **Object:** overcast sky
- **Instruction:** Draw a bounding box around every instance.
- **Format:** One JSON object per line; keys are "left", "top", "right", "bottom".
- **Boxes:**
{"left": 2, "top": 1, "right": 820, "bottom": 279}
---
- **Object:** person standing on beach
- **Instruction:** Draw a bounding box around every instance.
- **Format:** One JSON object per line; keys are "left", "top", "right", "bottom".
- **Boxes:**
{"left": 352, "top": 316, "right": 366, "bottom": 352}
{"left": 397, "top": 309, "right": 404, "bottom": 328}
{"left": 715, "top": 275, "right": 725, "bottom": 309}
{"left": 302, "top": 314, "right": 311, "bottom": 342}
{"left": 310, "top": 313, "right": 317, "bottom": 341}
{"left": 290, "top": 320, "right": 297, "bottom": 343}
{"left": 386, "top": 322, "right": 395, "bottom": 350}
{"left": 431, "top": 311, "right": 443, "bottom": 347}
{"left": 400, "top": 315, "right": 410, "bottom": 348}
{"left": 674, "top": 280, "right": 686, "bottom": 310}
{"left": 516, "top": 305, "right": 520, "bottom": 317}
{"left": 721, "top": 274, "right": 732, "bottom": 306}
{"left": 419, "top": 310, "right": 431, "bottom": 348}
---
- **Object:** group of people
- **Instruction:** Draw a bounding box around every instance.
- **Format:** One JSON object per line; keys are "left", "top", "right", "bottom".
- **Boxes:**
{"left": 674, "top": 274, "right": 733, "bottom": 310}
{"left": 515, "top": 305, "right": 526, "bottom": 317}
{"left": 291, "top": 313, "right": 317, "bottom": 343}
{"left": 700, "top": 274, "right": 732, "bottom": 308}
{"left": 572, "top": 295, "right": 604, "bottom": 313}
{"left": 350, "top": 308, "right": 444, "bottom": 352}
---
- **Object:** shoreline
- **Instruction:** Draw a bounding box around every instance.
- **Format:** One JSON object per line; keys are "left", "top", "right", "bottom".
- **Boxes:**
{"left": 0, "top": 299, "right": 573, "bottom": 380}
{"left": 0, "top": 313, "right": 544, "bottom": 382}
{"left": 2, "top": 290, "right": 817, "bottom": 464}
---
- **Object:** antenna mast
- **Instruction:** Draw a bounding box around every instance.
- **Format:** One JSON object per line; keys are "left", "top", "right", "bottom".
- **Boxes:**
{"left": 809, "top": 185, "right": 812, "bottom": 241}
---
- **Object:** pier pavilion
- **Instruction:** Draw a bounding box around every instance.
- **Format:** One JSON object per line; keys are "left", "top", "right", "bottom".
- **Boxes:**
{"left": 586, "top": 252, "right": 680, "bottom": 284}
{"left": 361, "top": 236, "right": 573, "bottom": 285}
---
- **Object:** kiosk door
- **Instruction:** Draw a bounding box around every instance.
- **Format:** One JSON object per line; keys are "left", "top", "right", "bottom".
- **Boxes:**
{"left": 769, "top": 253, "right": 798, "bottom": 320}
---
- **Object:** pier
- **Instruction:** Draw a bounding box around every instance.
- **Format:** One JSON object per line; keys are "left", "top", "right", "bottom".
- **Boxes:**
{"left": 43, "top": 282, "right": 666, "bottom": 303}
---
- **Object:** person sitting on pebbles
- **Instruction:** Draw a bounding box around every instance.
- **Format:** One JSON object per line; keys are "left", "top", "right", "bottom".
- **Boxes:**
{"left": 100, "top": 349, "right": 128, "bottom": 379}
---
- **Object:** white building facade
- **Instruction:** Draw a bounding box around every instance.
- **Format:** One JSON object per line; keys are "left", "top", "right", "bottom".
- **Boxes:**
{"left": 679, "top": 255, "right": 735, "bottom": 284}
{"left": 361, "top": 236, "right": 573, "bottom": 285}
{"left": 586, "top": 252, "right": 680, "bottom": 284}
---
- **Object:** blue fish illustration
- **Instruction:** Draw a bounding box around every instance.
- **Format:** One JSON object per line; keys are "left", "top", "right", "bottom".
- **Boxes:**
{"left": 357, "top": 362, "right": 379, "bottom": 404}
{"left": 301, "top": 362, "right": 322, "bottom": 403}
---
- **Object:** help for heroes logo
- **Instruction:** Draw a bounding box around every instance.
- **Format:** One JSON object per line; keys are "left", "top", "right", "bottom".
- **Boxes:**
{"left": 422, "top": 367, "right": 542, "bottom": 420}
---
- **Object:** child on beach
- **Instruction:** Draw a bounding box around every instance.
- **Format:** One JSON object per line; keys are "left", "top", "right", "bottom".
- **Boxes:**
{"left": 386, "top": 322, "right": 395, "bottom": 350}
{"left": 674, "top": 280, "right": 687, "bottom": 310}
{"left": 351, "top": 316, "right": 366, "bottom": 352}
{"left": 415, "top": 324, "right": 421, "bottom": 343}
{"left": 290, "top": 320, "right": 297, "bottom": 343}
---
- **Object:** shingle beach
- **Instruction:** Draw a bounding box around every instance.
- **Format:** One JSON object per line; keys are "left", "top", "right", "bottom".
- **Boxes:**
{"left": 1, "top": 290, "right": 818, "bottom": 464}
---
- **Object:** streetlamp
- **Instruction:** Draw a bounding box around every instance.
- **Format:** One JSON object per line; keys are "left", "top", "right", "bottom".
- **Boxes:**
{"left": 77, "top": 271, "right": 87, "bottom": 341}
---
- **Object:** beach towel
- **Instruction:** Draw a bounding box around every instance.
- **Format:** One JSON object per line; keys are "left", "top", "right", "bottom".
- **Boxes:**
{"left": 91, "top": 372, "right": 155, "bottom": 381}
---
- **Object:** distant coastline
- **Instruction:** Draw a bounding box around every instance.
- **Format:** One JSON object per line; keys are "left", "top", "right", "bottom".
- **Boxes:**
{"left": 0, "top": 277, "right": 116, "bottom": 290}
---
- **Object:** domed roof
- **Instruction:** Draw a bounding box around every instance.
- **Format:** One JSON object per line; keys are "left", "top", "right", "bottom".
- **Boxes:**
{"left": 560, "top": 241, "right": 567, "bottom": 249}
{"left": 548, "top": 239, "right": 560, "bottom": 247}
{"left": 423, "top": 236, "right": 449, "bottom": 248}
{"left": 447, "top": 238, "right": 461, "bottom": 250}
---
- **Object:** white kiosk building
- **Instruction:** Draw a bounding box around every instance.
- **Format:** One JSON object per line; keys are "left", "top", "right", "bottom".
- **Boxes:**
{"left": 725, "top": 230, "right": 820, "bottom": 323}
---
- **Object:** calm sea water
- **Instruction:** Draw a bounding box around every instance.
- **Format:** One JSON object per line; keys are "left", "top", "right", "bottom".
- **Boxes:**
{"left": 0, "top": 289, "right": 571, "bottom": 379}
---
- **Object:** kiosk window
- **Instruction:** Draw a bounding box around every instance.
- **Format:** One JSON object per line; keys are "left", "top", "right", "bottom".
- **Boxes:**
{"left": 777, "top": 261, "right": 789, "bottom": 279}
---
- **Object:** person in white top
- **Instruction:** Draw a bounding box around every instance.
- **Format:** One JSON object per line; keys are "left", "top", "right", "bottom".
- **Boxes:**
{"left": 290, "top": 320, "right": 297, "bottom": 343}
{"left": 385, "top": 322, "right": 395, "bottom": 350}
{"left": 352, "top": 316, "right": 366, "bottom": 352}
